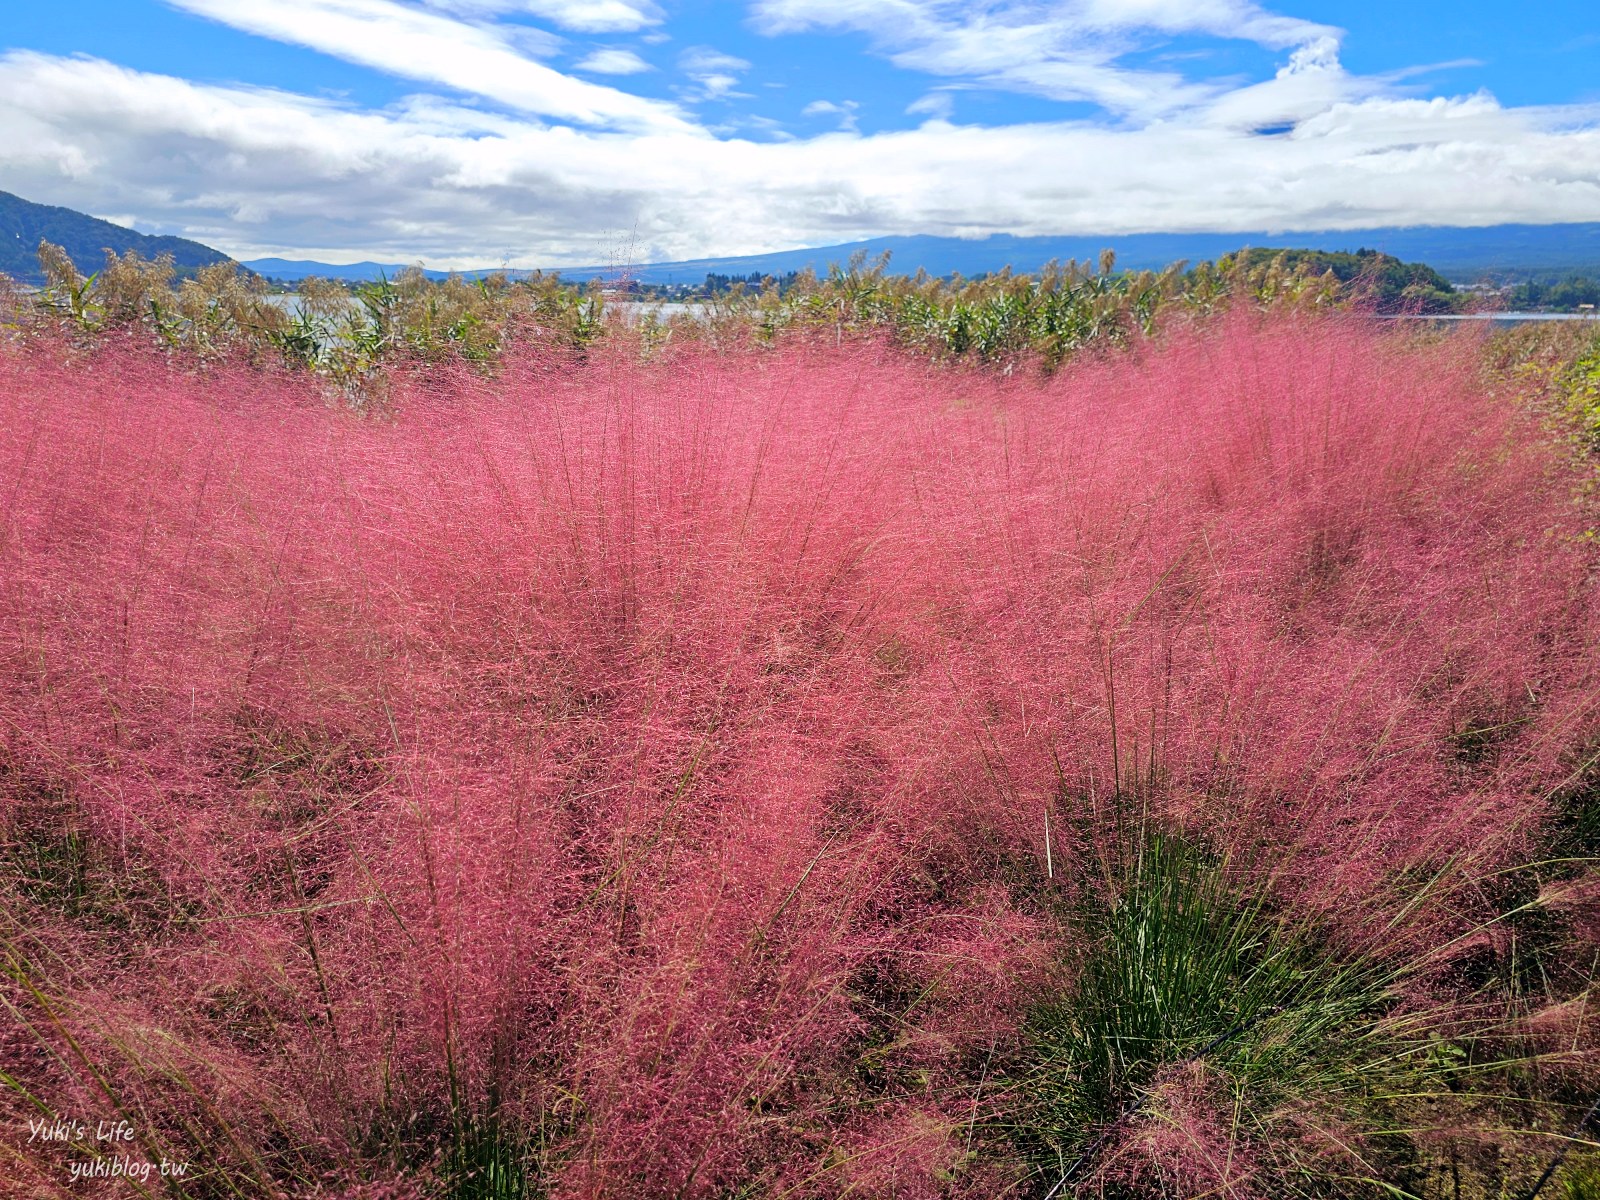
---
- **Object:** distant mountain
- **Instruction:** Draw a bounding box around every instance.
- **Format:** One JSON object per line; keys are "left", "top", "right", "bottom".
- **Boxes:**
{"left": 244, "top": 258, "right": 458, "bottom": 283}
{"left": 549, "top": 227, "right": 1600, "bottom": 286}
{"left": 0, "top": 190, "right": 234, "bottom": 285}
{"left": 245, "top": 224, "right": 1600, "bottom": 287}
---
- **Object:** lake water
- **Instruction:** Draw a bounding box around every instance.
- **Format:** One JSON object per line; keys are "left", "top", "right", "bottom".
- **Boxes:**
{"left": 262, "top": 293, "right": 354, "bottom": 312}
{"left": 262, "top": 295, "right": 709, "bottom": 322}
{"left": 1379, "top": 312, "right": 1599, "bottom": 324}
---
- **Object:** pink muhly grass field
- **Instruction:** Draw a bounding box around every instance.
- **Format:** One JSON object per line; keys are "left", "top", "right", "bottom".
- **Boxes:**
{"left": 1, "top": 314, "right": 1597, "bottom": 1198}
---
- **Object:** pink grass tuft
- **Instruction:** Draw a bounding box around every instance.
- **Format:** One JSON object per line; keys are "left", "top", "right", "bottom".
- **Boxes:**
{"left": 1, "top": 315, "right": 1596, "bottom": 1195}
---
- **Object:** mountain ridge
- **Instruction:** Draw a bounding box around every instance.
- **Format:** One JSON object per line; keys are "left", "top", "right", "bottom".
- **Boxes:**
{"left": 245, "top": 225, "right": 1600, "bottom": 287}
{"left": 6, "top": 188, "right": 1598, "bottom": 289}
{"left": 1, "top": 190, "right": 234, "bottom": 284}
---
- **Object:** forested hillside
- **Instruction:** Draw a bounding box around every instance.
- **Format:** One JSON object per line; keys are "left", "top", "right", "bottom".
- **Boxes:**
{"left": 0, "top": 190, "right": 232, "bottom": 284}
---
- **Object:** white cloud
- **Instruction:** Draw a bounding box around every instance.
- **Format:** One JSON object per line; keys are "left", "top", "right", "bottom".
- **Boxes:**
{"left": 418, "top": 0, "right": 663, "bottom": 32}
{"left": 747, "top": 0, "right": 1346, "bottom": 120}
{"left": 164, "top": 0, "right": 693, "bottom": 131}
{"left": 517, "top": 0, "right": 661, "bottom": 31}
{"left": 678, "top": 45, "right": 753, "bottom": 101}
{"left": 750, "top": 0, "right": 1337, "bottom": 46}
{"left": 678, "top": 46, "right": 752, "bottom": 74}
{"left": 1074, "top": 0, "right": 1336, "bottom": 46}
{"left": 1195, "top": 33, "right": 1366, "bottom": 132}
{"left": 905, "top": 91, "right": 953, "bottom": 120}
{"left": 3, "top": 49, "right": 1600, "bottom": 273}
{"left": 803, "top": 98, "right": 860, "bottom": 131}
{"left": 574, "top": 47, "right": 654, "bottom": 75}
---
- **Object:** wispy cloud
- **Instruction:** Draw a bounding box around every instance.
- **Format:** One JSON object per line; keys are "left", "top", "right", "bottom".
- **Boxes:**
{"left": 747, "top": 0, "right": 1346, "bottom": 120}
{"left": 678, "top": 45, "right": 753, "bottom": 100}
{"left": 905, "top": 90, "right": 953, "bottom": 120}
{"left": 4, "top": 49, "right": 1599, "bottom": 271}
{"left": 419, "top": 0, "right": 663, "bottom": 33}
{"left": 165, "top": 0, "right": 694, "bottom": 131}
{"left": 574, "top": 47, "right": 654, "bottom": 75}
{"left": 803, "top": 98, "right": 860, "bottom": 131}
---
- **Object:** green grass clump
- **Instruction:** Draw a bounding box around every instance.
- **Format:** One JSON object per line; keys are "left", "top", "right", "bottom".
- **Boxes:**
{"left": 1001, "top": 830, "right": 1579, "bottom": 1199}
{"left": 1563, "top": 338, "right": 1600, "bottom": 455}
{"left": 441, "top": 1117, "right": 533, "bottom": 1200}
{"left": 1007, "top": 832, "right": 1395, "bottom": 1195}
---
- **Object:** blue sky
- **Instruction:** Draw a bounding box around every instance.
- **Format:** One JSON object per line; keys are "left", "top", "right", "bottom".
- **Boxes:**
{"left": 2, "top": 1, "right": 1597, "bottom": 266}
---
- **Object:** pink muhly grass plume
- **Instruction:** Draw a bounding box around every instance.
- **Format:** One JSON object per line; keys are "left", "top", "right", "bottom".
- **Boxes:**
{"left": 0, "top": 313, "right": 1595, "bottom": 1196}
{"left": 1097, "top": 1061, "right": 1259, "bottom": 1199}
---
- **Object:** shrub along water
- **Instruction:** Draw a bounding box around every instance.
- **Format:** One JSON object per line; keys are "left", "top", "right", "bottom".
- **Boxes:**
{"left": 1, "top": 312, "right": 1597, "bottom": 1197}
